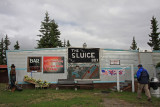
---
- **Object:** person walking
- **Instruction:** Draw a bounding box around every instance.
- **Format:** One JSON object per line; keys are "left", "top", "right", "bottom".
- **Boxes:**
{"left": 136, "top": 64, "right": 151, "bottom": 102}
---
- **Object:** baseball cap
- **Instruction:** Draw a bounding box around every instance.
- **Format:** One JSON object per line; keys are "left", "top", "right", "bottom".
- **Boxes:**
{"left": 138, "top": 64, "right": 142, "bottom": 67}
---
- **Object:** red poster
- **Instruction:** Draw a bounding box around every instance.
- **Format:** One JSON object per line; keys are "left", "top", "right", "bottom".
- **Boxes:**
{"left": 43, "top": 56, "right": 64, "bottom": 73}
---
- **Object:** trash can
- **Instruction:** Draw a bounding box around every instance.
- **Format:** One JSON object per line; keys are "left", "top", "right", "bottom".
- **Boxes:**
{"left": 150, "top": 77, "right": 160, "bottom": 98}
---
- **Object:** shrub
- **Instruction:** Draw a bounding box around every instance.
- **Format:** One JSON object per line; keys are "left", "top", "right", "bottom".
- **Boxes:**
{"left": 156, "top": 62, "right": 160, "bottom": 68}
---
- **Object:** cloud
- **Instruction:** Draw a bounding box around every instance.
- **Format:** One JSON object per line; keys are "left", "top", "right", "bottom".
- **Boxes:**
{"left": 0, "top": 0, "right": 160, "bottom": 50}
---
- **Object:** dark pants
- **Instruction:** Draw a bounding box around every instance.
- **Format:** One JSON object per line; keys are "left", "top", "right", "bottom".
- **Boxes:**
{"left": 10, "top": 75, "right": 16, "bottom": 89}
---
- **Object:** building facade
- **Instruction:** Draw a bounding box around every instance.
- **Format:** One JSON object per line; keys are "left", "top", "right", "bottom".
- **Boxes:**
{"left": 6, "top": 48, "right": 160, "bottom": 87}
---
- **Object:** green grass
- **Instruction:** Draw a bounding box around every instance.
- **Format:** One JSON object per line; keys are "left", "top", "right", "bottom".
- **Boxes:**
{"left": 1, "top": 83, "right": 160, "bottom": 107}
{"left": 108, "top": 91, "right": 160, "bottom": 106}
{"left": 0, "top": 84, "right": 103, "bottom": 107}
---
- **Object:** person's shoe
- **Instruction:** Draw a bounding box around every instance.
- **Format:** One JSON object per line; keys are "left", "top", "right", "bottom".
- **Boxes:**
{"left": 147, "top": 98, "right": 152, "bottom": 102}
{"left": 11, "top": 87, "right": 16, "bottom": 92}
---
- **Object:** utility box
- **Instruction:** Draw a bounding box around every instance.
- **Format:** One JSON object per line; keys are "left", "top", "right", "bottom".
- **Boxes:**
{"left": 150, "top": 77, "right": 160, "bottom": 98}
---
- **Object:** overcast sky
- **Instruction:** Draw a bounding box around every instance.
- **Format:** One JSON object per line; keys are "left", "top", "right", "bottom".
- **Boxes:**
{"left": 0, "top": 0, "right": 160, "bottom": 50}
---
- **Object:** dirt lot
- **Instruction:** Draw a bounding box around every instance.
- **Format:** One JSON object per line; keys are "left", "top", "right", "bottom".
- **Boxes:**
{"left": 103, "top": 98, "right": 134, "bottom": 107}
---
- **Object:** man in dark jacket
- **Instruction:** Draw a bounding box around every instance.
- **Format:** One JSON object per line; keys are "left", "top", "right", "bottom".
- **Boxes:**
{"left": 136, "top": 64, "right": 151, "bottom": 101}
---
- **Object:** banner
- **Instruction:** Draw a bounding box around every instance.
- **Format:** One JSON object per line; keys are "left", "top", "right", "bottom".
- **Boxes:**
{"left": 27, "top": 57, "right": 42, "bottom": 72}
{"left": 43, "top": 56, "right": 64, "bottom": 73}
{"left": 101, "top": 69, "right": 125, "bottom": 76}
{"left": 68, "top": 48, "right": 99, "bottom": 63}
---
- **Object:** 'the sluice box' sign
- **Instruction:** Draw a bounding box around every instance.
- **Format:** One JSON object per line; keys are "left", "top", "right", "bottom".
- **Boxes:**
{"left": 68, "top": 48, "right": 99, "bottom": 63}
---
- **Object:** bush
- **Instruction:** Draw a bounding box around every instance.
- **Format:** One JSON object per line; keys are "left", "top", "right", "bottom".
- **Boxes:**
{"left": 156, "top": 62, "right": 160, "bottom": 68}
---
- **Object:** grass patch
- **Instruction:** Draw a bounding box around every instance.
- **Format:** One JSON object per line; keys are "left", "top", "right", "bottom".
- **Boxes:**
{"left": 1, "top": 83, "right": 160, "bottom": 107}
{"left": 31, "top": 96, "right": 102, "bottom": 107}
{"left": 107, "top": 91, "right": 160, "bottom": 106}
{"left": 0, "top": 85, "right": 104, "bottom": 107}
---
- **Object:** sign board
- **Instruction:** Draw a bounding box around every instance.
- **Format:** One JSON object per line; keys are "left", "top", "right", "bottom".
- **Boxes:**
{"left": 68, "top": 48, "right": 99, "bottom": 63}
{"left": 110, "top": 59, "right": 120, "bottom": 65}
{"left": 27, "top": 57, "right": 42, "bottom": 72}
{"left": 43, "top": 56, "right": 64, "bottom": 73}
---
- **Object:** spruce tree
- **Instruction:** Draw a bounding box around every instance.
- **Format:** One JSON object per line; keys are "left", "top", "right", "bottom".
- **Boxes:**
{"left": 66, "top": 40, "right": 71, "bottom": 47}
{"left": 37, "top": 12, "right": 50, "bottom": 48}
{"left": 4, "top": 35, "right": 10, "bottom": 50}
{"left": 4, "top": 35, "right": 11, "bottom": 64}
{"left": 37, "top": 12, "right": 62, "bottom": 48}
{"left": 49, "top": 19, "right": 61, "bottom": 47}
{"left": 14, "top": 41, "right": 20, "bottom": 50}
{"left": 0, "top": 38, "right": 4, "bottom": 64}
{"left": 130, "top": 36, "right": 138, "bottom": 50}
{"left": 63, "top": 39, "right": 66, "bottom": 47}
{"left": 148, "top": 16, "right": 160, "bottom": 50}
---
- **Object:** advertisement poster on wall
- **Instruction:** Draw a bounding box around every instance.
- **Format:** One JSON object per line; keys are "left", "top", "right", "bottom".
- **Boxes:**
{"left": 27, "top": 57, "right": 42, "bottom": 72}
{"left": 43, "top": 56, "right": 64, "bottom": 73}
{"left": 68, "top": 63, "right": 99, "bottom": 79}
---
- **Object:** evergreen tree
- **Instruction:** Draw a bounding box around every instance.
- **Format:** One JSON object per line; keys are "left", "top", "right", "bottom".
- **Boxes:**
{"left": 37, "top": 12, "right": 50, "bottom": 48}
{"left": 49, "top": 19, "right": 61, "bottom": 47}
{"left": 63, "top": 39, "right": 66, "bottom": 47}
{"left": 0, "top": 38, "right": 4, "bottom": 64}
{"left": 4, "top": 35, "right": 10, "bottom": 50}
{"left": 66, "top": 40, "right": 71, "bottom": 47}
{"left": 58, "top": 40, "right": 63, "bottom": 47}
{"left": 148, "top": 16, "right": 160, "bottom": 50}
{"left": 130, "top": 36, "right": 138, "bottom": 50}
{"left": 37, "top": 12, "right": 62, "bottom": 48}
{"left": 14, "top": 41, "right": 20, "bottom": 50}
{"left": 4, "top": 35, "right": 11, "bottom": 64}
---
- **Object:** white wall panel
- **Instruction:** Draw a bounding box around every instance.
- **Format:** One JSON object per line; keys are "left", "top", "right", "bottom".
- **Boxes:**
{"left": 7, "top": 48, "right": 160, "bottom": 84}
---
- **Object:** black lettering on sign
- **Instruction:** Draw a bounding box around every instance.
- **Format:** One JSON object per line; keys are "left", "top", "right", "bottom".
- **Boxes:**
{"left": 68, "top": 48, "right": 99, "bottom": 63}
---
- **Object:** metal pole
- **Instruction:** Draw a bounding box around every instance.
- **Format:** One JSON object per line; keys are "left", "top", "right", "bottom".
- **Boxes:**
{"left": 153, "top": 65, "right": 157, "bottom": 77}
{"left": 31, "top": 71, "right": 32, "bottom": 78}
{"left": 117, "top": 70, "right": 120, "bottom": 92}
{"left": 131, "top": 64, "right": 135, "bottom": 92}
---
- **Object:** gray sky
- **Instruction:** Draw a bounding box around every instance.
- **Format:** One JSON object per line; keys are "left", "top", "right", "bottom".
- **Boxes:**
{"left": 0, "top": 0, "right": 160, "bottom": 50}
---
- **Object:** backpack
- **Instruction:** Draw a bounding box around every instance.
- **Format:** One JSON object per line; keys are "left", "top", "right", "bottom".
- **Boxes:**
{"left": 138, "top": 69, "right": 149, "bottom": 84}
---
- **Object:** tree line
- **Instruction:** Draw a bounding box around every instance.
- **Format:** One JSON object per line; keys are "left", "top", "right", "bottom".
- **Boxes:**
{"left": 130, "top": 16, "right": 160, "bottom": 51}
{"left": 0, "top": 12, "right": 71, "bottom": 65}
{"left": 1, "top": 12, "right": 160, "bottom": 64}
{"left": 0, "top": 35, "right": 20, "bottom": 64}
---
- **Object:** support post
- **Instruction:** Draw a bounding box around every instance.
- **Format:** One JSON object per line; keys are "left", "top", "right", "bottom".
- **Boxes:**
{"left": 117, "top": 70, "right": 120, "bottom": 92}
{"left": 131, "top": 64, "right": 135, "bottom": 92}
